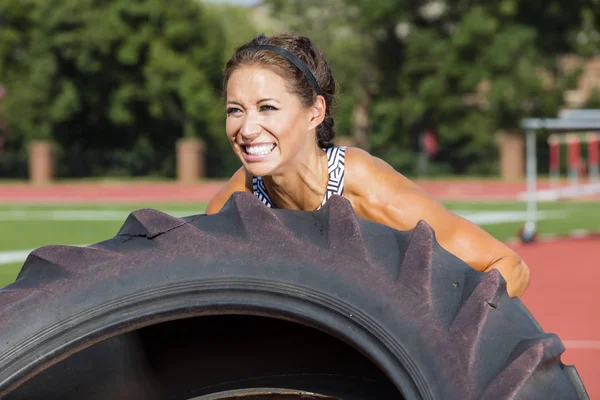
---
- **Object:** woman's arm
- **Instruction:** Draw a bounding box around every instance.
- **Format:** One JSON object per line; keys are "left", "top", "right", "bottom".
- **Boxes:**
{"left": 345, "top": 148, "right": 530, "bottom": 297}
{"left": 205, "top": 167, "right": 253, "bottom": 214}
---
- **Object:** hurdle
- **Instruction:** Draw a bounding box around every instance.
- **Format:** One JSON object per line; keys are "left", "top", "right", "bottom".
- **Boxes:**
{"left": 548, "top": 132, "right": 600, "bottom": 188}
{"left": 519, "top": 111, "right": 600, "bottom": 242}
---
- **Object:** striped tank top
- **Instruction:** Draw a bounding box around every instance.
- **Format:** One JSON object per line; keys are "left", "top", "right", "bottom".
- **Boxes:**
{"left": 253, "top": 146, "right": 346, "bottom": 209}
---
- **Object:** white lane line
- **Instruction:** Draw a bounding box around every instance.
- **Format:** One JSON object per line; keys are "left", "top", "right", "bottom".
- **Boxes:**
{"left": 0, "top": 210, "right": 201, "bottom": 221}
{"left": 0, "top": 249, "right": 35, "bottom": 265}
{"left": 563, "top": 340, "right": 600, "bottom": 349}
{"left": 517, "top": 183, "right": 600, "bottom": 201}
{"left": 455, "top": 210, "right": 567, "bottom": 225}
{"left": 0, "top": 245, "right": 88, "bottom": 265}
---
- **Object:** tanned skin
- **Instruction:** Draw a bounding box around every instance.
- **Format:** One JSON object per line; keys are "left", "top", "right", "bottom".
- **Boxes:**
{"left": 207, "top": 65, "right": 530, "bottom": 298}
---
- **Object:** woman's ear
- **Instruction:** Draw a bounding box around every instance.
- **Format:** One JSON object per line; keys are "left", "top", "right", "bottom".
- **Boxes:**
{"left": 308, "top": 95, "right": 326, "bottom": 131}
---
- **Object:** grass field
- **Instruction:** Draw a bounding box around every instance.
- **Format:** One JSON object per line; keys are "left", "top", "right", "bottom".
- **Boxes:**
{"left": 0, "top": 203, "right": 205, "bottom": 286}
{"left": 1, "top": 200, "right": 599, "bottom": 287}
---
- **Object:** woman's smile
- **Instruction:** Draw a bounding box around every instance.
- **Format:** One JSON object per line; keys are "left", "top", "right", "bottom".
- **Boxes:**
{"left": 242, "top": 143, "right": 278, "bottom": 161}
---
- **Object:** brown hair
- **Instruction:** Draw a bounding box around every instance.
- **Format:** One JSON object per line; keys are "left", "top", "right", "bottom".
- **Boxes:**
{"left": 223, "top": 33, "right": 336, "bottom": 148}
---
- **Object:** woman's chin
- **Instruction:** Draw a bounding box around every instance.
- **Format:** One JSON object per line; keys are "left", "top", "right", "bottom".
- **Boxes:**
{"left": 237, "top": 148, "right": 281, "bottom": 177}
{"left": 243, "top": 161, "right": 278, "bottom": 178}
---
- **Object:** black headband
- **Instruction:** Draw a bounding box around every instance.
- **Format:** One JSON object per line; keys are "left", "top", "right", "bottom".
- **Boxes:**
{"left": 253, "top": 45, "right": 321, "bottom": 95}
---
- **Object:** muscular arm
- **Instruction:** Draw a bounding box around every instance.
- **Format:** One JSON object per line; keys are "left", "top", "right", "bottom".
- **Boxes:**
{"left": 345, "top": 148, "right": 530, "bottom": 297}
{"left": 205, "top": 167, "right": 253, "bottom": 214}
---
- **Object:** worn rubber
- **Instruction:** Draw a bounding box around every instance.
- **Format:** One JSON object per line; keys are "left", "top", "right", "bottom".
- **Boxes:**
{"left": 0, "top": 192, "right": 589, "bottom": 399}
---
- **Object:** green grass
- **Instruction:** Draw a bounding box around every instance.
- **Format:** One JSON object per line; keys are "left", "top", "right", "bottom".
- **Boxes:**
{"left": 0, "top": 203, "right": 206, "bottom": 286}
{"left": 1, "top": 200, "right": 599, "bottom": 288}
{"left": 0, "top": 203, "right": 206, "bottom": 250}
{"left": 445, "top": 201, "right": 600, "bottom": 240}
{"left": 0, "top": 264, "right": 21, "bottom": 285}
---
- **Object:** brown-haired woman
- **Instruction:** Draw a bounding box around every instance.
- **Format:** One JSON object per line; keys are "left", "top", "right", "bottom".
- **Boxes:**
{"left": 206, "top": 33, "right": 530, "bottom": 297}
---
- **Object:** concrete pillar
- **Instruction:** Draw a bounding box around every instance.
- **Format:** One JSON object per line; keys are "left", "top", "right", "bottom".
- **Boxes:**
{"left": 28, "top": 140, "right": 55, "bottom": 184}
{"left": 495, "top": 131, "right": 525, "bottom": 180}
{"left": 176, "top": 137, "right": 205, "bottom": 182}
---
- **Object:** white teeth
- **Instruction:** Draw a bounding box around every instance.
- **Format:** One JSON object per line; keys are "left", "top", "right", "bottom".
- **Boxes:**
{"left": 245, "top": 144, "right": 275, "bottom": 156}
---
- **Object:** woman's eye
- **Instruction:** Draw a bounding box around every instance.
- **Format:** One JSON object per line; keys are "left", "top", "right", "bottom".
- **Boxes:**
{"left": 226, "top": 108, "right": 240, "bottom": 116}
{"left": 260, "top": 105, "right": 277, "bottom": 112}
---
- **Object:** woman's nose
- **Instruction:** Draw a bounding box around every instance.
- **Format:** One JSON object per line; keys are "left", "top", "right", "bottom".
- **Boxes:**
{"left": 240, "top": 115, "right": 262, "bottom": 139}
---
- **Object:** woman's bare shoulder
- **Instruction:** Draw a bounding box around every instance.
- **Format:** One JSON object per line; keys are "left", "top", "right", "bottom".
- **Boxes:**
{"left": 205, "top": 166, "right": 252, "bottom": 214}
{"left": 343, "top": 147, "right": 421, "bottom": 198}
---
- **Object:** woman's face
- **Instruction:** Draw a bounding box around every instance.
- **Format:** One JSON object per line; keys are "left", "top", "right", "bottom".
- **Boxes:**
{"left": 225, "top": 65, "right": 319, "bottom": 177}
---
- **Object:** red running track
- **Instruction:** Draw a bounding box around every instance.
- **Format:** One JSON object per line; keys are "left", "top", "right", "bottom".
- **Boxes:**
{"left": 0, "top": 180, "right": 566, "bottom": 203}
{"left": 0, "top": 182, "right": 226, "bottom": 204}
{"left": 1, "top": 179, "right": 600, "bottom": 203}
{"left": 511, "top": 237, "right": 600, "bottom": 399}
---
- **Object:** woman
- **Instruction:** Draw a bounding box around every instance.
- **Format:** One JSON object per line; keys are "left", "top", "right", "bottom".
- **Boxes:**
{"left": 207, "top": 33, "right": 530, "bottom": 297}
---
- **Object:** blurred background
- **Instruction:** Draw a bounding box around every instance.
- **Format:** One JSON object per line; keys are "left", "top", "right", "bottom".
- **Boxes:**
{"left": 0, "top": 0, "right": 599, "bottom": 397}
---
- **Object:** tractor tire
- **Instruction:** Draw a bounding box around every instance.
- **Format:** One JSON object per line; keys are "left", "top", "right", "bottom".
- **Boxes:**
{"left": 0, "top": 192, "right": 589, "bottom": 399}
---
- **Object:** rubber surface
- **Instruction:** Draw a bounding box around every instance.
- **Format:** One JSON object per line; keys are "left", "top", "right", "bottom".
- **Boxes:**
{"left": 0, "top": 192, "right": 589, "bottom": 399}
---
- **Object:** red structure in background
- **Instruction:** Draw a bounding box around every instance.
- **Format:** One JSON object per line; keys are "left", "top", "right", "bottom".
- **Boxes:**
{"left": 588, "top": 133, "right": 598, "bottom": 168}
{"left": 422, "top": 129, "right": 439, "bottom": 158}
{"left": 548, "top": 133, "right": 600, "bottom": 184}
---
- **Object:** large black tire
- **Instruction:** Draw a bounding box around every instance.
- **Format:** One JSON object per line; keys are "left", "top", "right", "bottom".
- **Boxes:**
{"left": 0, "top": 192, "right": 589, "bottom": 399}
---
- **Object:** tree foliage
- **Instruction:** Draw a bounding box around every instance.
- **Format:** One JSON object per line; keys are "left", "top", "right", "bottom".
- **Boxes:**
{"left": 0, "top": 0, "right": 237, "bottom": 177}
{"left": 1, "top": 0, "right": 598, "bottom": 178}
{"left": 265, "top": 0, "right": 597, "bottom": 175}
{"left": 260, "top": 0, "right": 380, "bottom": 148}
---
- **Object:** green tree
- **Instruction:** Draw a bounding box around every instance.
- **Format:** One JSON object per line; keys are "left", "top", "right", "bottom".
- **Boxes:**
{"left": 261, "top": 0, "right": 378, "bottom": 148}
{"left": 203, "top": 1, "right": 264, "bottom": 64}
{"left": 345, "top": 0, "right": 593, "bottom": 175}
{"left": 262, "top": 0, "right": 595, "bottom": 175}
{"left": 0, "top": 0, "right": 236, "bottom": 177}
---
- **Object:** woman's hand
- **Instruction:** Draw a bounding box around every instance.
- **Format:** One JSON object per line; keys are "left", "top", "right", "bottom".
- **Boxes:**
{"left": 345, "top": 148, "right": 530, "bottom": 297}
